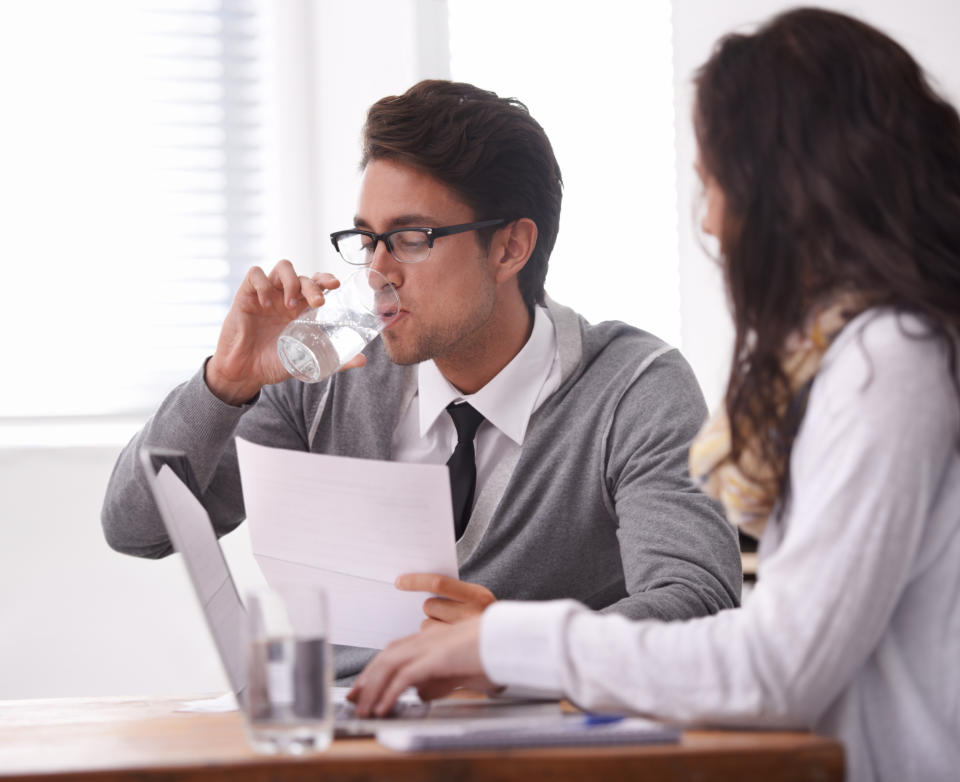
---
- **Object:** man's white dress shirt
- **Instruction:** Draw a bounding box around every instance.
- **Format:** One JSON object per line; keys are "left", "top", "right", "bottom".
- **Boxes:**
{"left": 391, "top": 306, "right": 561, "bottom": 507}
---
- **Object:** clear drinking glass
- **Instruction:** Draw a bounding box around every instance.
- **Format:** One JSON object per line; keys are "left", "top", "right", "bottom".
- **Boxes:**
{"left": 242, "top": 585, "right": 333, "bottom": 754}
{"left": 276, "top": 267, "right": 400, "bottom": 383}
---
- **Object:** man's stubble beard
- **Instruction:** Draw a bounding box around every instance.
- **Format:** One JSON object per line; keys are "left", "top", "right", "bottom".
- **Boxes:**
{"left": 382, "top": 327, "right": 452, "bottom": 366}
{"left": 382, "top": 284, "right": 497, "bottom": 368}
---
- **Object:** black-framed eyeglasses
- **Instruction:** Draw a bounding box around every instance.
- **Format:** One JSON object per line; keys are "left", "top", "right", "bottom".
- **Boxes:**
{"left": 329, "top": 219, "right": 507, "bottom": 265}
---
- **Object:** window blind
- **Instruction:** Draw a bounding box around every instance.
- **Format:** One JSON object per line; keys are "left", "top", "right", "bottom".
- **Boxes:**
{"left": 0, "top": 0, "right": 269, "bottom": 419}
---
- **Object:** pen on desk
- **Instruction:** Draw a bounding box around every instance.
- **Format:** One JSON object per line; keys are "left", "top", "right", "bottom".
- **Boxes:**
{"left": 436, "top": 714, "right": 627, "bottom": 739}
{"left": 581, "top": 714, "right": 625, "bottom": 727}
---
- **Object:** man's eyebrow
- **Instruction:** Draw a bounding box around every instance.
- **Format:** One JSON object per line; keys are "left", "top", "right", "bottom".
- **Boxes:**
{"left": 353, "top": 214, "right": 437, "bottom": 230}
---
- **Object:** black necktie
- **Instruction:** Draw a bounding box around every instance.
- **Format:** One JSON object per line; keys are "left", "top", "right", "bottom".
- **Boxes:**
{"left": 445, "top": 402, "right": 485, "bottom": 540}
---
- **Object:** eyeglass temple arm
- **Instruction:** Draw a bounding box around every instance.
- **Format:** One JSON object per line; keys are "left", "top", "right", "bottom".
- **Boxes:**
{"left": 428, "top": 218, "right": 508, "bottom": 241}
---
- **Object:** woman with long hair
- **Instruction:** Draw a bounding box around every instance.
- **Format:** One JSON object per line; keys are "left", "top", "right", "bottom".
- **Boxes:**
{"left": 348, "top": 9, "right": 960, "bottom": 780}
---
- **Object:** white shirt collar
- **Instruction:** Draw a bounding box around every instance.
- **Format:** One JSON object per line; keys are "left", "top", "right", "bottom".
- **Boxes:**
{"left": 417, "top": 306, "right": 558, "bottom": 445}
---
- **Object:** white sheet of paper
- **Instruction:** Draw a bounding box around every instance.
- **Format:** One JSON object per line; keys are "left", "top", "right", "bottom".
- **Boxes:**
{"left": 235, "top": 437, "right": 458, "bottom": 649}
{"left": 176, "top": 691, "right": 239, "bottom": 713}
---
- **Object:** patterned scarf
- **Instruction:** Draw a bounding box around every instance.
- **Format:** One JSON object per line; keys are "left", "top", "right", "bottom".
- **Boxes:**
{"left": 689, "top": 297, "right": 862, "bottom": 539}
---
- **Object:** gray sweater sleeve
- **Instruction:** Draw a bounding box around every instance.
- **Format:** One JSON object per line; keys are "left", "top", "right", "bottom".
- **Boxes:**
{"left": 601, "top": 349, "right": 741, "bottom": 619}
{"left": 100, "top": 363, "right": 310, "bottom": 558}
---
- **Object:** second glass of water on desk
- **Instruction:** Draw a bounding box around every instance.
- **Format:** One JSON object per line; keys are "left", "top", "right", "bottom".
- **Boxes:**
{"left": 243, "top": 585, "right": 333, "bottom": 754}
{"left": 276, "top": 267, "right": 400, "bottom": 383}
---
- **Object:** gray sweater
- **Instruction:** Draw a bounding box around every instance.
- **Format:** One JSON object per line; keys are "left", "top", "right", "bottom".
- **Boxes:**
{"left": 102, "top": 300, "right": 741, "bottom": 678}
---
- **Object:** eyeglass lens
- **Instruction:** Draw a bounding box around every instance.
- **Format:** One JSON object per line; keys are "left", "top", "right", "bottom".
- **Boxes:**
{"left": 338, "top": 231, "right": 431, "bottom": 264}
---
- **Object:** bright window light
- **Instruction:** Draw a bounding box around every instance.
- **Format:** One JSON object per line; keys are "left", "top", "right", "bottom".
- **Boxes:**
{"left": 0, "top": 1, "right": 269, "bottom": 422}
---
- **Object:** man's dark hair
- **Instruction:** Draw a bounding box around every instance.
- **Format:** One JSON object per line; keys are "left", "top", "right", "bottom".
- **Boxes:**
{"left": 361, "top": 80, "right": 563, "bottom": 311}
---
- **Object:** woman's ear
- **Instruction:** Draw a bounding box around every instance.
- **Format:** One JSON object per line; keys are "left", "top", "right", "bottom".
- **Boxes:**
{"left": 491, "top": 218, "right": 538, "bottom": 284}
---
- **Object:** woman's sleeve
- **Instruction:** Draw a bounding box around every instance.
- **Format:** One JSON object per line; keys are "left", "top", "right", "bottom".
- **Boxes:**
{"left": 481, "top": 317, "right": 957, "bottom": 727}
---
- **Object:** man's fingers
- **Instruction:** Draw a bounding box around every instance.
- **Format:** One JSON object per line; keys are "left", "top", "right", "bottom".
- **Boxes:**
{"left": 340, "top": 353, "right": 367, "bottom": 372}
{"left": 311, "top": 271, "right": 341, "bottom": 290}
{"left": 396, "top": 574, "right": 495, "bottom": 605}
{"left": 422, "top": 597, "right": 469, "bottom": 624}
{"left": 396, "top": 573, "right": 455, "bottom": 594}
{"left": 269, "top": 260, "right": 306, "bottom": 311}
{"left": 265, "top": 261, "right": 342, "bottom": 312}
{"left": 246, "top": 266, "right": 276, "bottom": 309}
{"left": 298, "top": 275, "right": 326, "bottom": 308}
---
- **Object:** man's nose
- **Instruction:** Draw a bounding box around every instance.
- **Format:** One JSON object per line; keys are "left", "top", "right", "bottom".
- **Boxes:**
{"left": 368, "top": 240, "right": 402, "bottom": 290}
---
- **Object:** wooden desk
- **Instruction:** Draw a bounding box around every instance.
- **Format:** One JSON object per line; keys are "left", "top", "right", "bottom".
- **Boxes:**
{"left": 0, "top": 696, "right": 843, "bottom": 782}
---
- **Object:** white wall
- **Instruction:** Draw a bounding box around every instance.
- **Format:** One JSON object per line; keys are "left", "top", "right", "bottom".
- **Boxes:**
{"left": 672, "top": 0, "right": 960, "bottom": 408}
{"left": 448, "top": 0, "right": 681, "bottom": 346}
{"left": 308, "top": 0, "right": 450, "bottom": 272}
{"left": 0, "top": 448, "right": 264, "bottom": 698}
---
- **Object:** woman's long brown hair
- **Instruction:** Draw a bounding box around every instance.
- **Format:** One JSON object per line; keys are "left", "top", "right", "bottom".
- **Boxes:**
{"left": 694, "top": 7, "right": 960, "bottom": 497}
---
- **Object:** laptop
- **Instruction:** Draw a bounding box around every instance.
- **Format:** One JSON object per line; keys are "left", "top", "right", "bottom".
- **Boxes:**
{"left": 138, "top": 446, "right": 561, "bottom": 736}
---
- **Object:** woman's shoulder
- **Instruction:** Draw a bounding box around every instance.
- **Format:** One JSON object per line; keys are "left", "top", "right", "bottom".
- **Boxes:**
{"left": 813, "top": 307, "right": 958, "bottom": 426}
{"left": 823, "top": 307, "right": 954, "bottom": 382}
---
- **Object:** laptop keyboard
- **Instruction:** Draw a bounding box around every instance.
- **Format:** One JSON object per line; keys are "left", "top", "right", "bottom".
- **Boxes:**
{"left": 335, "top": 700, "right": 431, "bottom": 721}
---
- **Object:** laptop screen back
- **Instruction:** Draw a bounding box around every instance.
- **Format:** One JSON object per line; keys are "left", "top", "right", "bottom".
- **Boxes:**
{"left": 139, "top": 447, "right": 246, "bottom": 698}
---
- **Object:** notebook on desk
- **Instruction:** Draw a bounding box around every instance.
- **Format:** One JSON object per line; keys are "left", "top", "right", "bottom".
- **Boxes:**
{"left": 138, "top": 446, "right": 562, "bottom": 737}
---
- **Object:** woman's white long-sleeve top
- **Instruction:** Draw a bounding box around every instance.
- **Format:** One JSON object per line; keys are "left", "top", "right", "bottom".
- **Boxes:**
{"left": 481, "top": 310, "right": 960, "bottom": 782}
